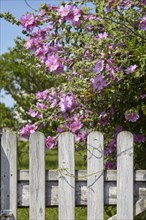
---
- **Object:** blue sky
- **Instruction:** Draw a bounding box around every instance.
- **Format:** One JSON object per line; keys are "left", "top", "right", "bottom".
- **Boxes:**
{"left": 0, "top": 0, "right": 63, "bottom": 107}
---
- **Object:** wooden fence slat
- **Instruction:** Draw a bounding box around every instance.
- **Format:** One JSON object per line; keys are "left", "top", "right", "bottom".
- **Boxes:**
{"left": 87, "top": 131, "right": 104, "bottom": 220}
{"left": 18, "top": 169, "right": 146, "bottom": 181}
{"left": 29, "top": 132, "right": 45, "bottom": 220}
{"left": 1, "top": 132, "right": 17, "bottom": 219}
{"left": 58, "top": 132, "right": 75, "bottom": 220}
{"left": 117, "top": 131, "right": 134, "bottom": 220}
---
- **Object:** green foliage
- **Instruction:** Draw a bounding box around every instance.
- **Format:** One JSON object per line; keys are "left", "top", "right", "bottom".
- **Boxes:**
{"left": 0, "top": 103, "right": 15, "bottom": 128}
{"left": 0, "top": 12, "right": 20, "bottom": 25}
{"left": 1, "top": 0, "right": 146, "bottom": 166}
{"left": 0, "top": 40, "right": 65, "bottom": 128}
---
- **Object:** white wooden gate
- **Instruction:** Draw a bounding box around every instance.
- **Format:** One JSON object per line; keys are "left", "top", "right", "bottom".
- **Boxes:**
{"left": 1, "top": 131, "right": 146, "bottom": 220}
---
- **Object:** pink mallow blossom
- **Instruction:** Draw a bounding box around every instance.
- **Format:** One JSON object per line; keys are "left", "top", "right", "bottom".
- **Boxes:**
{"left": 36, "top": 89, "right": 49, "bottom": 100}
{"left": 29, "top": 109, "right": 42, "bottom": 118}
{"left": 125, "top": 65, "right": 137, "bottom": 74}
{"left": 45, "top": 54, "right": 63, "bottom": 72}
{"left": 20, "top": 14, "right": 37, "bottom": 31}
{"left": 106, "top": 59, "right": 115, "bottom": 80}
{"left": 92, "top": 75, "right": 107, "bottom": 91}
{"left": 134, "top": 134, "right": 145, "bottom": 143}
{"left": 105, "top": 161, "right": 116, "bottom": 170}
{"left": 97, "top": 32, "right": 108, "bottom": 41}
{"left": 46, "top": 136, "right": 57, "bottom": 150}
{"left": 20, "top": 123, "right": 38, "bottom": 138}
{"left": 99, "top": 111, "right": 108, "bottom": 126}
{"left": 139, "top": 16, "right": 146, "bottom": 31}
{"left": 58, "top": 4, "right": 82, "bottom": 25}
{"left": 93, "top": 59, "right": 104, "bottom": 74}
{"left": 141, "top": 94, "right": 146, "bottom": 99}
{"left": 59, "top": 93, "right": 78, "bottom": 113}
{"left": 36, "top": 102, "right": 47, "bottom": 110}
{"left": 70, "top": 115, "right": 83, "bottom": 133}
{"left": 105, "top": 139, "right": 116, "bottom": 155}
{"left": 141, "top": 0, "right": 146, "bottom": 5}
{"left": 125, "top": 111, "right": 139, "bottom": 122}
{"left": 76, "top": 130, "right": 88, "bottom": 143}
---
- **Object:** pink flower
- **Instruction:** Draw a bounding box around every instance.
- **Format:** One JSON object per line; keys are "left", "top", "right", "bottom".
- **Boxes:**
{"left": 125, "top": 111, "right": 139, "bottom": 122}
{"left": 20, "top": 14, "right": 37, "bottom": 31}
{"left": 141, "top": 94, "right": 146, "bottom": 99}
{"left": 97, "top": 32, "right": 108, "bottom": 41}
{"left": 76, "top": 130, "right": 88, "bottom": 143}
{"left": 57, "top": 126, "right": 64, "bottom": 133}
{"left": 99, "top": 111, "right": 108, "bottom": 126}
{"left": 36, "top": 102, "right": 47, "bottom": 110}
{"left": 46, "top": 136, "right": 57, "bottom": 150}
{"left": 45, "top": 54, "right": 64, "bottom": 73}
{"left": 93, "top": 59, "right": 104, "bottom": 74}
{"left": 139, "top": 16, "right": 146, "bottom": 30}
{"left": 124, "top": 0, "right": 132, "bottom": 8}
{"left": 50, "top": 99, "right": 58, "bottom": 108}
{"left": 58, "top": 4, "right": 82, "bottom": 25}
{"left": 36, "top": 90, "right": 49, "bottom": 100}
{"left": 29, "top": 109, "right": 42, "bottom": 118}
{"left": 125, "top": 65, "right": 137, "bottom": 74}
{"left": 105, "top": 139, "right": 116, "bottom": 155}
{"left": 59, "top": 93, "right": 78, "bottom": 113}
{"left": 48, "top": 5, "right": 58, "bottom": 10}
{"left": 25, "top": 38, "right": 36, "bottom": 49}
{"left": 92, "top": 75, "right": 107, "bottom": 91}
{"left": 58, "top": 5, "right": 72, "bottom": 17}
{"left": 20, "top": 123, "right": 38, "bottom": 138}
{"left": 105, "top": 161, "right": 116, "bottom": 170}
{"left": 70, "top": 115, "right": 83, "bottom": 133}
{"left": 45, "top": 55, "right": 60, "bottom": 71}
{"left": 141, "top": 0, "right": 146, "bottom": 5}
{"left": 106, "top": 59, "right": 115, "bottom": 80}
{"left": 83, "top": 14, "right": 99, "bottom": 21}
{"left": 114, "top": 126, "right": 123, "bottom": 137}
{"left": 134, "top": 134, "right": 145, "bottom": 143}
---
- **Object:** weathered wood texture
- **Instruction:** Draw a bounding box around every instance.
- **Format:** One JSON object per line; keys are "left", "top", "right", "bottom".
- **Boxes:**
{"left": 1, "top": 131, "right": 146, "bottom": 220}
{"left": 87, "top": 132, "right": 104, "bottom": 220}
{"left": 117, "top": 131, "right": 134, "bottom": 220}
{"left": 29, "top": 132, "right": 45, "bottom": 220}
{"left": 58, "top": 132, "right": 75, "bottom": 220}
{"left": 17, "top": 170, "right": 146, "bottom": 209}
{"left": 1, "top": 132, "right": 17, "bottom": 219}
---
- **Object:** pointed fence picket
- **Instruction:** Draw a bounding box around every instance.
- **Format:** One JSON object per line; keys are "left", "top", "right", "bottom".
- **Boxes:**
{"left": 0, "top": 131, "right": 146, "bottom": 220}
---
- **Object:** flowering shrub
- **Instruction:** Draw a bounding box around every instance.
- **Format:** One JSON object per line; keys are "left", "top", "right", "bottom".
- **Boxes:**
{"left": 2, "top": 0, "right": 146, "bottom": 169}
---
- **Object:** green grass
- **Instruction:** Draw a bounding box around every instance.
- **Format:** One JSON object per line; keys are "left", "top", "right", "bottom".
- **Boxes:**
{"left": 18, "top": 207, "right": 87, "bottom": 220}
{"left": 17, "top": 140, "right": 87, "bottom": 170}
{"left": 17, "top": 140, "right": 146, "bottom": 220}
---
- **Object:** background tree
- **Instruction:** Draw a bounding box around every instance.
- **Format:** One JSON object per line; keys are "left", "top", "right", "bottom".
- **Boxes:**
{"left": 0, "top": 38, "right": 64, "bottom": 127}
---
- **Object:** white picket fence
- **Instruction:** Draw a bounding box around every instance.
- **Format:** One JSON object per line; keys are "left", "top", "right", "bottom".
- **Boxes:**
{"left": 0, "top": 131, "right": 146, "bottom": 220}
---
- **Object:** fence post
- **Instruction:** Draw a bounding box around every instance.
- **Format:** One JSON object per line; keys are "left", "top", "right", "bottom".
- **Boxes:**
{"left": 1, "top": 132, "right": 17, "bottom": 219}
{"left": 58, "top": 132, "right": 75, "bottom": 220}
{"left": 87, "top": 131, "right": 104, "bottom": 220}
{"left": 117, "top": 131, "right": 134, "bottom": 220}
{"left": 29, "top": 132, "right": 45, "bottom": 220}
